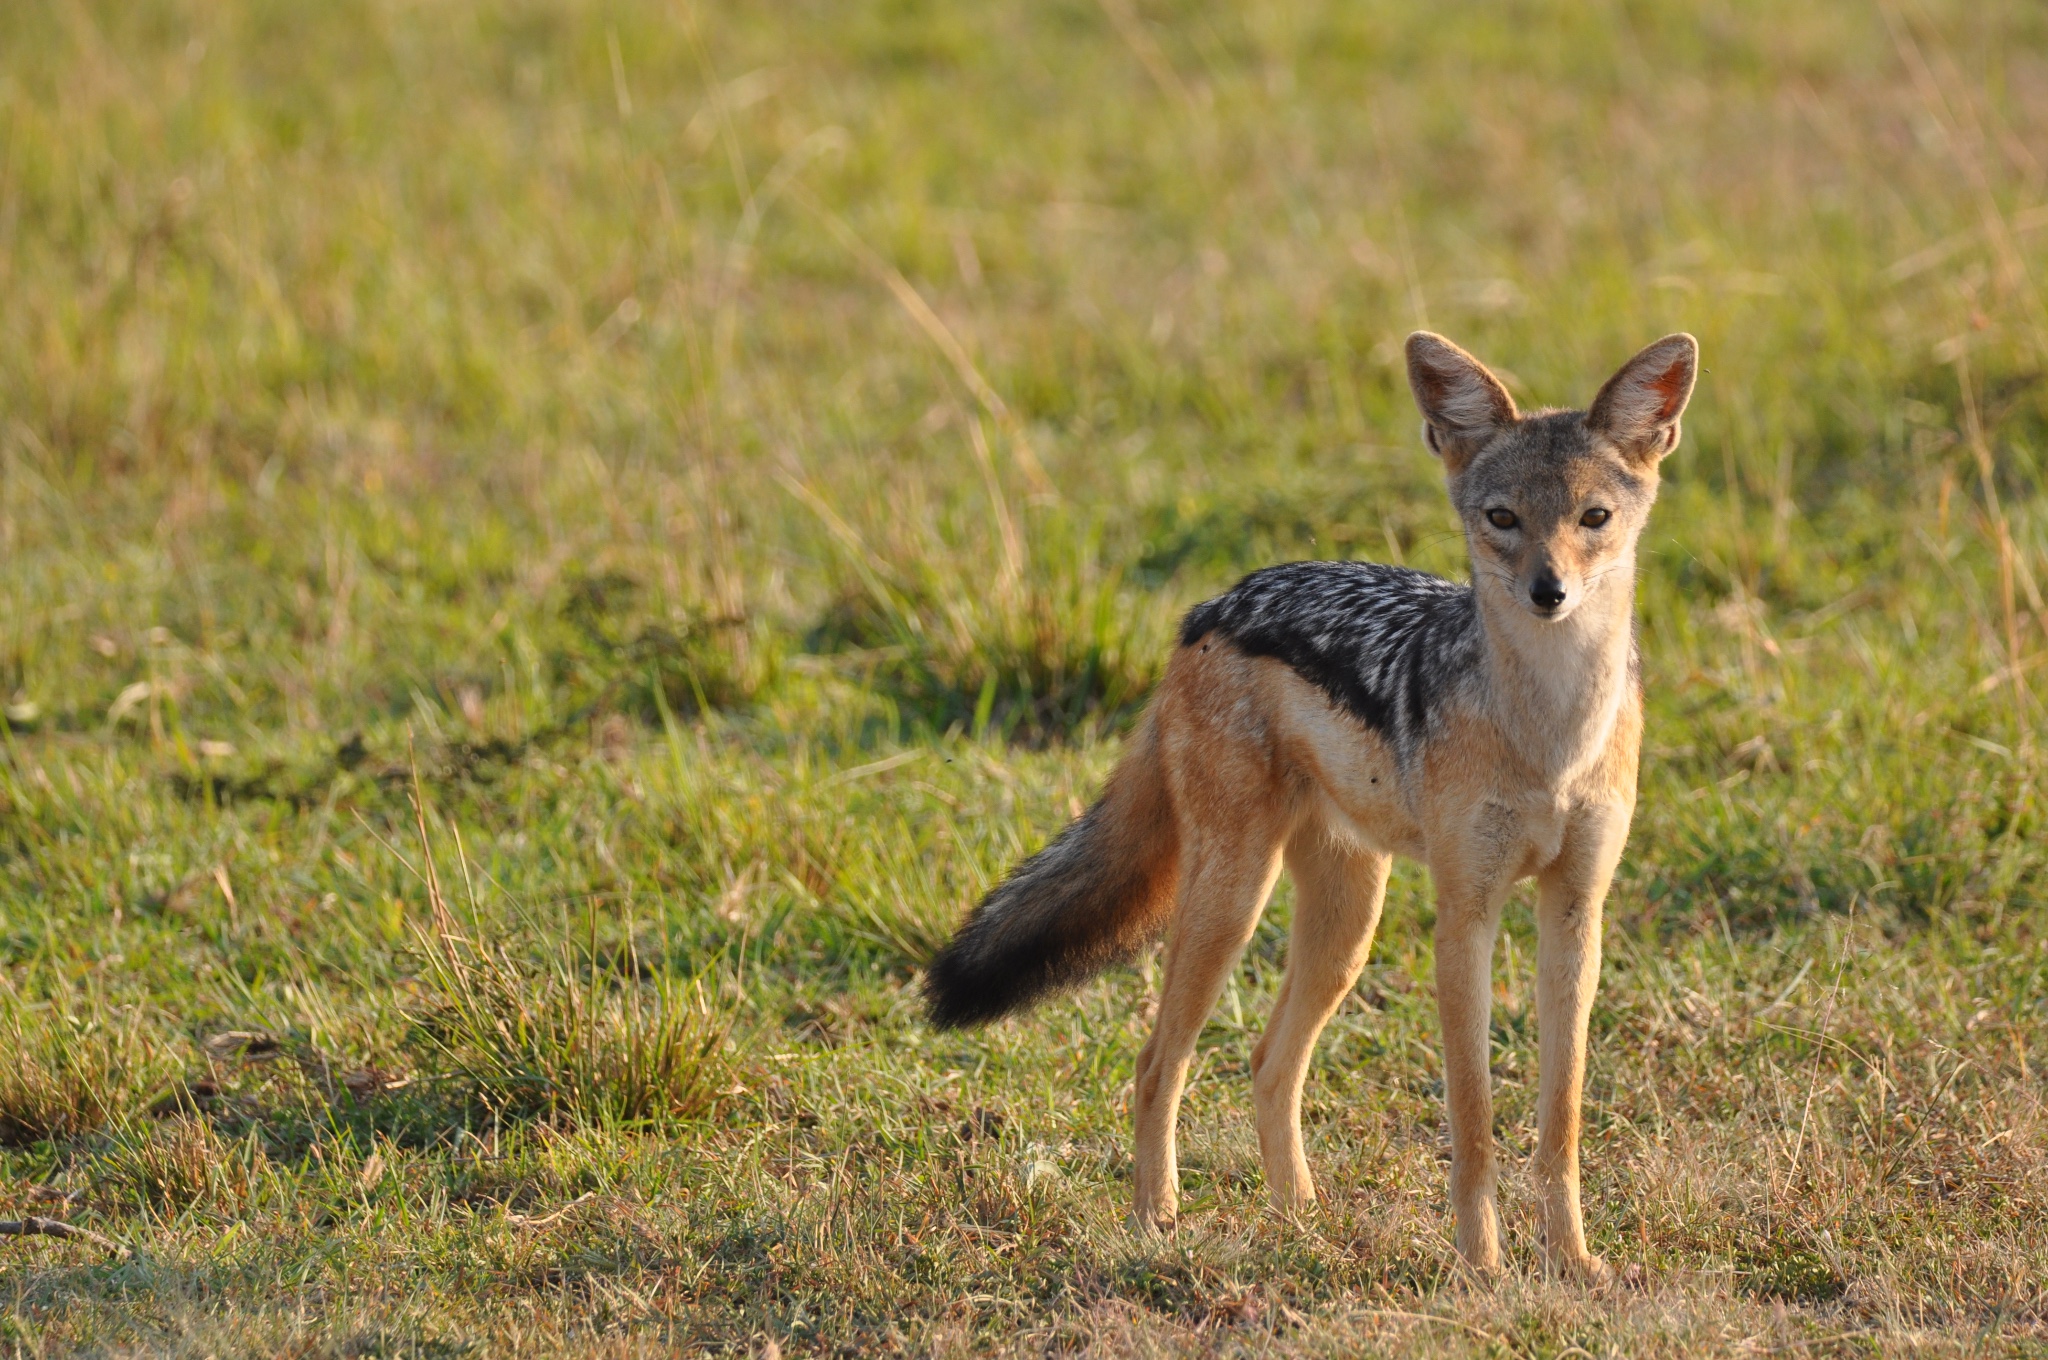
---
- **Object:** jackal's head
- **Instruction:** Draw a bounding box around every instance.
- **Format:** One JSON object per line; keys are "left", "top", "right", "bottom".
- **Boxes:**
{"left": 1404, "top": 331, "right": 1698, "bottom": 623}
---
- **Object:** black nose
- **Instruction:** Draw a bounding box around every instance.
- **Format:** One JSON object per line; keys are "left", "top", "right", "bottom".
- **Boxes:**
{"left": 1530, "top": 573, "right": 1566, "bottom": 610}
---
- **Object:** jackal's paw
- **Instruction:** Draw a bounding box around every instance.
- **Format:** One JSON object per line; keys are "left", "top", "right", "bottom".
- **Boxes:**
{"left": 1265, "top": 1181, "right": 1317, "bottom": 1217}
{"left": 1127, "top": 1208, "right": 1177, "bottom": 1235}
{"left": 1452, "top": 1236, "right": 1504, "bottom": 1282}
{"left": 1553, "top": 1253, "right": 1625, "bottom": 1289}
{"left": 1452, "top": 1257, "right": 1503, "bottom": 1288}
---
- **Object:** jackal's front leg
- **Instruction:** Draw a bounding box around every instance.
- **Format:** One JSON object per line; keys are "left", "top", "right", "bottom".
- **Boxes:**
{"left": 1432, "top": 869, "right": 1506, "bottom": 1275}
{"left": 1532, "top": 803, "right": 1630, "bottom": 1284}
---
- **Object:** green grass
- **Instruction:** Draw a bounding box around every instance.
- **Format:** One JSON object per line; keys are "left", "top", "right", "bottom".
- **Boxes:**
{"left": 2, "top": 0, "right": 2047, "bottom": 1353}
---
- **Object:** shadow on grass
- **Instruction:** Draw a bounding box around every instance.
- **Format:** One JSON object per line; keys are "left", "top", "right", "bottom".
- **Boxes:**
{"left": 803, "top": 574, "right": 1162, "bottom": 747}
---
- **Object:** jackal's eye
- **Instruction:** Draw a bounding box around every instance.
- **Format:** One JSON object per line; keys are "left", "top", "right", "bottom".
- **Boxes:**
{"left": 1485, "top": 508, "right": 1518, "bottom": 530}
{"left": 1580, "top": 507, "right": 1612, "bottom": 529}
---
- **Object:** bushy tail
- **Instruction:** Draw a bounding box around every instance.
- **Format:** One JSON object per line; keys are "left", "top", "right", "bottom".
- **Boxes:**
{"left": 924, "top": 718, "right": 1181, "bottom": 1028}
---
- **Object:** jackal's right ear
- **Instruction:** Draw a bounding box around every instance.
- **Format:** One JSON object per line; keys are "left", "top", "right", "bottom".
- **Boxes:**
{"left": 1405, "top": 332, "right": 1518, "bottom": 472}
{"left": 1588, "top": 333, "right": 1698, "bottom": 464}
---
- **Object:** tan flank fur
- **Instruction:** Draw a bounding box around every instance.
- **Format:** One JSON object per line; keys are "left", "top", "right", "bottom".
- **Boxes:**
{"left": 926, "top": 332, "right": 1700, "bottom": 1282}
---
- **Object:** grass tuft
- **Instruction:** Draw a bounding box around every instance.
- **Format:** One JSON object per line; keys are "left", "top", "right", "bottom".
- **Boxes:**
{"left": 807, "top": 530, "right": 1169, "bottom": 742}
{"left": 0, "top": 989, "right": 176, "bottom": 1148}
{"left": 401, "top": 915, "right": 735, "bottom": 1131}
{"left": 96, "top": 1116, "right": 263, "bottom": 1217}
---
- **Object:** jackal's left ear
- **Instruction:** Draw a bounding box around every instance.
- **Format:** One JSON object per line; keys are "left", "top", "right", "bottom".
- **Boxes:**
{"left": 1588, "top": 333, "right": 1698, "bottom": 464}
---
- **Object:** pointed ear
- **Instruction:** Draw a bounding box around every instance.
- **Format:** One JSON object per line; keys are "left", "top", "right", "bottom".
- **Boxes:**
{"left": 1405, "top": 332, "right": 1518, "bottom": 472}
{"left": 1587, "top": 333, "right": 1698, "bottom": 463}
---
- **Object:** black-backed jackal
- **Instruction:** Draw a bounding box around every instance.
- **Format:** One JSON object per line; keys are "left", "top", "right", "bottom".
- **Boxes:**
{"left": 926, "top": 332, "right": 1698, "bottom": 1281}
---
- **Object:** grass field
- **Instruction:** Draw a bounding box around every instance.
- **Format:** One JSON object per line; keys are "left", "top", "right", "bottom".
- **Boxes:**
{"left": 2, "top": 0, "right": 2047, "bottom": 1353}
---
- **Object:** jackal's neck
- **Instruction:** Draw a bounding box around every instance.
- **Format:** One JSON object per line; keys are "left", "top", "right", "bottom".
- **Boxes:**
{"left": 1472, "top": 555, "right": 1639, "bottom": 775}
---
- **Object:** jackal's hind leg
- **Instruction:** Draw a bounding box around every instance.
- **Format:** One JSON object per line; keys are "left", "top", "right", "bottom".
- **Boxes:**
{"left": 1130, "top": 833, "right": 1285, "bottom": 1232}
{"left": 1252, "top": 829, "right": 1390, "bottom": 1212}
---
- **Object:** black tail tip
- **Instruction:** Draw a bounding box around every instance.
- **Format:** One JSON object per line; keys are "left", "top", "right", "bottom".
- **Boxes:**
{"left": 921, "top": 943, "right": 1014, "bottom": 1029}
